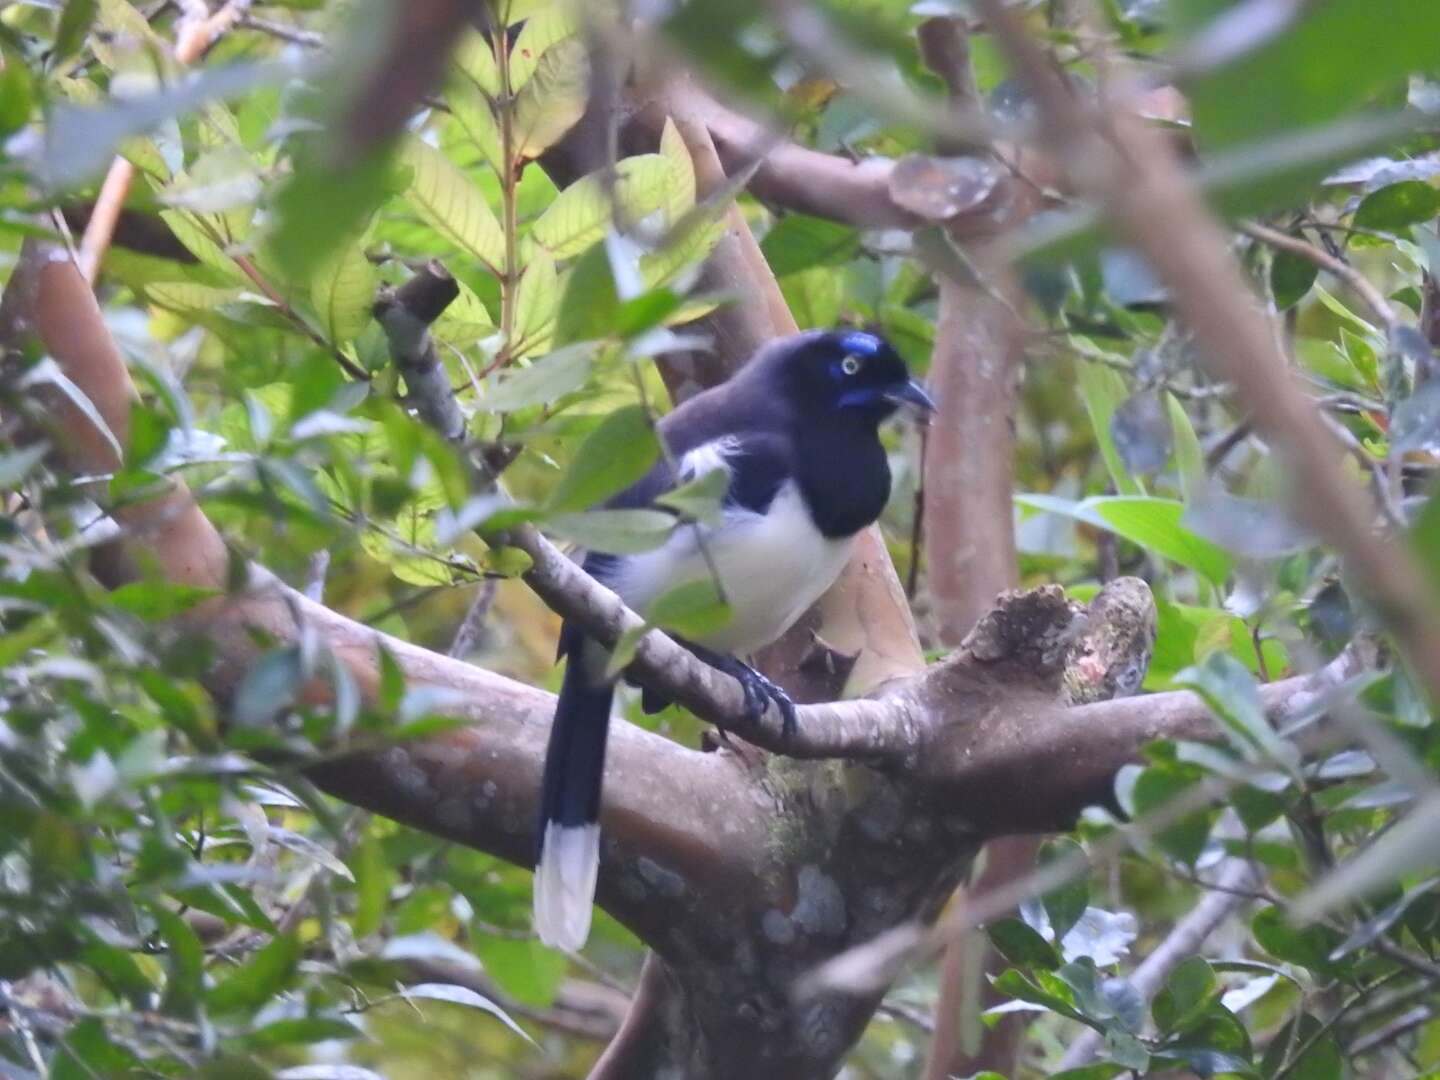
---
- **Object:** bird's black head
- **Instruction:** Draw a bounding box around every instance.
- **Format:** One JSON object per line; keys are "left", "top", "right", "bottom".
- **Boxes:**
{"left": 760, "top": 329, "right": 935, "bottom": 425}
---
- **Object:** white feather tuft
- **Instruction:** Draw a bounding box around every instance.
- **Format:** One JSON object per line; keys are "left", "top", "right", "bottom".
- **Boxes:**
{"left": 533, "top": 822, "right": 600, "bottom": 952}
{"left": 678, "top": 436, "right": 740, "bottom": 482}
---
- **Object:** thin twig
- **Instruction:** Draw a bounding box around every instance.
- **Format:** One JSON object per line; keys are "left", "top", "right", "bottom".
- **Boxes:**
{"left": 448, "top": 579, "right": 498, "bottom": 659}
{"left": 1242, "top": 220, "right": 1399, "bottom": 331}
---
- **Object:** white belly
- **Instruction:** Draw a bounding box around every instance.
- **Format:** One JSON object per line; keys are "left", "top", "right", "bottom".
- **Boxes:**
{"left": 610, "top": 481, "right": 854, "bottom": 655}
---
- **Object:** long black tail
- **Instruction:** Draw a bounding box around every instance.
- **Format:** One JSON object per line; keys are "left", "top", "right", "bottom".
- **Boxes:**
{"left": 534, "top": 631, "right": 613, "bottom": 951}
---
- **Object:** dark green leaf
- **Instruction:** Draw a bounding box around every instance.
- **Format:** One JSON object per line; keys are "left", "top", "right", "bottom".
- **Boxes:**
{"left": 987, "top": 917, "right": 1062, "bottom": 970}
{"left": 1354, "top": 180, "right": 1440, "bottom": 231}
{"left": 208, "top": 933, "right": 301, "bottom": 1014}
{"left": 1038, "top": 838, "right": 1090, "bottom": 942}
{"left": 53, "top": 0, "right": 100, "bottom": 66}
{"left": 1251, "top": 906, "right": 1342, "bottom": 977}
{"left": 1153, "top": 956, "right": 1217, "bottom": 1034}
{"left": 1270, "top": 246, "right": 1319, "bottom": 310}
{"left": 51, "top": 1017, "right": 140, "bottom": 1080}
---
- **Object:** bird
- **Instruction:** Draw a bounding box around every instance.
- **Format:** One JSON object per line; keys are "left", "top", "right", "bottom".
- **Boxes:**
{"left": 533, "top": 328, "right": 934, "bottom": 951}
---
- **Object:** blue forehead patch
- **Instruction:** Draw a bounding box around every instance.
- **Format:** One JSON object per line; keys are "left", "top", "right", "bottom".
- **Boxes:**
{"left": 837, "top": 331, "right": 883, "bottom": 357}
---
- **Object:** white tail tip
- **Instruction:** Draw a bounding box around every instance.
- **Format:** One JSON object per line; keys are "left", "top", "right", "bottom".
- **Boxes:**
{"left": 534, "top": 821, "right": 600, "bottom": 951}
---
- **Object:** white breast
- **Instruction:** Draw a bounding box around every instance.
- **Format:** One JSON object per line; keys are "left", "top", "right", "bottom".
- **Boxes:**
{"left": 611, "top": 479, "right": 854, "bottom": 656}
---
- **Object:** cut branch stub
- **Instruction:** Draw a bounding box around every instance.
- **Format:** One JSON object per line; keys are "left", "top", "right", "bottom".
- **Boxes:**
{"left": 887, "top": 154, "right": 1004, "bottom": 222}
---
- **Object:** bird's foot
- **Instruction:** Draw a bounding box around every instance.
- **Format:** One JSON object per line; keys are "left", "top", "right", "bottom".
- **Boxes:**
{"left": 688, "top": 646, "right": 798, "bottom": 743}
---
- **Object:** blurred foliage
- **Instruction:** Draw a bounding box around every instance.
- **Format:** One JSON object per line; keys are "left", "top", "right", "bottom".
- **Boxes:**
{"left": 2, "top": 0, "right": 1440, "bottom": 1076}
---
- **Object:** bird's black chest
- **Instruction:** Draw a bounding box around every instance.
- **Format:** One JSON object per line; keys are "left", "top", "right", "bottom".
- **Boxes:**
{"left": 794, "top": 428, "right": 891, "bottom": 539}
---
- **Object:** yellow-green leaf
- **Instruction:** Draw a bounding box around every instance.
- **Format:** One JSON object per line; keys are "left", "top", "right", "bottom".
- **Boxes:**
{"left": 453, "top": 29, "right": 501, "bottom": 96}
{"left": 658, "top": 117, "right": 695, "bottom": 225}
{"left": 529, "top": 154, "right": 674, "bottom": 260}
{"left": 512, "top": 249, "right": 557, "bottom": 357}
{"left": 434, "top": 278, "right": 497, "bottom": 346}
{"left": 508, "top": 3, "right": 578, "bottom": 91}
{"left": 311, "top": 238, "right": 377, "bottom": 345}
{"left": 158, "top": 210, "right": 237, "bottom": 277}
{"left": 449, "top": 78, "right": 505, "bottom": 175}
{"left": 400, "top": 136, "right": 506, "bottom": 273}
{"left": 145, "top": 281, "right": 246, "bottom": 315}
{"left": 512, "top": 37, "right": 589, "bottom": 160}
{"left": 642, "top": 216, "right": 726, "bottom": 288}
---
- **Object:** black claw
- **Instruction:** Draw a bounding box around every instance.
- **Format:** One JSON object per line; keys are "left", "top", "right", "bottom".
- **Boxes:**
{"left": 683, "top": 643, "right": 799, "bottom": 743}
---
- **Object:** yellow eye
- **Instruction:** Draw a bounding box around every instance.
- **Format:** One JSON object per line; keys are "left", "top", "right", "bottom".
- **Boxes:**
{"left": 841, "top": 355, "right": 862, "bottom": 375}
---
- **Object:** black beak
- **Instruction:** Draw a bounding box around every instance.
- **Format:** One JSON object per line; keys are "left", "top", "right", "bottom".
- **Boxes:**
{"left": 884, "top": 380, "right": 936, "bottom": 415}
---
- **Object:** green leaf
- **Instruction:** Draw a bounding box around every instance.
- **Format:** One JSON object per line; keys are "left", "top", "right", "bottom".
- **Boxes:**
{"left": 761, "top": 214, "right": 861, "bottom": 278}
{"left": 1176, "top": 653, "right": 1301, "bottom": 773}
{"left": 1259, "top": 1013, "right": 1341, "bottom": 1080}
{"left": 546, "top": 509, "right": 675, "bottom": 554}
{"left": 1039, "top": 837, "right": 1089, "bottom": 942}
{"left": 992, "top": 968, "right": 1088, "bottom": 1024}
{"left": 52, "top": 1018, "right": 140, "bottom": 1080}
{"left": 270, "top": 148, "right": 391, "bottom": 283}
{"left": 311, "top": 236, "right": 378, "bottom": 345}
{"left": 351, "top": 831, "right": 391, "bottom": 938}
{"left": 1076, "top": 359, "right": 1144, "bottom": 495}
{"left": 109, "top": 581, "right": 218, "bottom": 621}
{"left": 512, "top": 37, "right": 590, "bottom": 160}
{"left": 1292, "top": 790, "right": 1440, "bottom": 923}
{"left": 482, "top": 342, "right": 596, "bottom": 411}
{"left": 245, "top": 1017, "right": 360, "bottom": 1048}
{"left": 644, "top": 579, "right": 733, "bottom": 640}
{"left": 1152, "top": 956, "right": 1217, "bottom": 1035}
{"left": 1184, "top": 0, "right": 1440, "bottom": 149}
{"left": 547, "top": 405, "right": 660, "bottom": 512}
{"left": 1251, "top": 906, "right": 1342, "bottom": 977}
{"left": 1165, "top": 394, "right": 1204, "bottom": 502}
{"left": 471, "top": 934, "right": 567, "bottom": 1007}
{"left": 1270, "top": 245, "right": 1319, "bottom": 310}
{"left": 1019, "top": 494, "right": 1233, "bottom": 586}
{"left": 1353, "top": 179, "right": 1440, "bottom": 231}
{"left": 555, "top": 243, "right": 620, "bottom": 344}
{"left": 207, "top": 933, "right": 301, "bottom": 1013}
{"left": 656, "top": 467, "right": 729, "bottom": 525}
{"left": 987, "top": 917, "right": 1062, "bottom": 970}
{"left": 1131, "top": 761, "right": 1214, "bottom": 865}
{"left": 54, "top": 0, "right": 100, "bottom": 64}
{"left": 152, "top": 907, "right": 205, "bottom": 1016}
{"left": 529, "top": 154, "right": 676, "bottom": 260}
{"left": 401, "top": 136, "right": 507, "bottom": 272}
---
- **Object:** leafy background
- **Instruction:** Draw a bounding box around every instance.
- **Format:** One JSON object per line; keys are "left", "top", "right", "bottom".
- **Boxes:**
{"left": 2, "top": 0, "right": 1440, "bottom": 1076}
